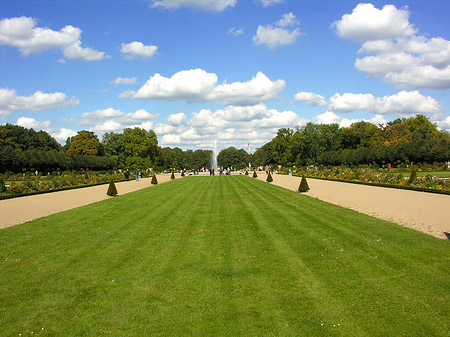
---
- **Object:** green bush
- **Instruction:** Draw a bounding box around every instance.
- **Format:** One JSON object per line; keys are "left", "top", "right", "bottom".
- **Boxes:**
{"left": 245, "top": 170, "right": 249, "bottom": 176}
{"left": 0, "top": 178, "right": 5, "bottom": 193}
{"left": 106, "top": 180, "right": 118, "bottom": 196}
{"left": 298, "top": 175, "right": 310, "bottom": 192}
{"left": 170, "top": 171, "right": 175, "bottom": 180}
{"left": 408, "top": 169, "right": 417, "bottom": 185}
{"left": 266, "top": 172, "right": 273, "bottom": 182}
{"left": 253, "top": 170, "right": 258, "bottom": 178}
{"left": 151, "top": 174, "right": 158, "bottom": 185}
{"left": 181, "top": 170, "right": 185, "bottom": 177}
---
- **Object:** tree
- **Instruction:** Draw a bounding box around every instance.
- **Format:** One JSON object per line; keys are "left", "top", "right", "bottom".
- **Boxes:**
{"left": 218, "top": 147, "right": 249, "bottom": 169}
{"left": 122, "top": 127, "right": 158, "bottom": 168}
{"left": 67, "top": 131, "right": 104, "bottom": 156}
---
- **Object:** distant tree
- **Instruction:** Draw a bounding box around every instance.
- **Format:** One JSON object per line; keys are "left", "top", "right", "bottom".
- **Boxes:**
{"left": 67, "top": 131, "right": 104, "bottom": 156}
{"left": 218, "top": 147, "right": 249, "bottom": 169}
{"left": 122, "top": 127, "right": 158, "bottom": 168}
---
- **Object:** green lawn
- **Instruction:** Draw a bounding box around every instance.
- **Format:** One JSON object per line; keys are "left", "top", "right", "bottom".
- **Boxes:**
{"left": 1, "top": 176, "right": 449, "bottom": 336}
{"left": 415, "top": 171, "right": 450, "bottom": 178}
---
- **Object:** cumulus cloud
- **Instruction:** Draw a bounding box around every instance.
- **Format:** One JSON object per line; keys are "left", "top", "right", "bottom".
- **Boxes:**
{"left": 129, "top": 69, "right": 284, "bottom": 106}
{"left": 253, "top": 13, "right": 303, "bottom": 50}
{"left": 16, "top": 116, "right": 51, "bottom": 129}
{"left": 334, "top": 4, "right": 450, "bottom": 89}
{"left": 150, "top": 0, "right": 236, "bottom": 12}
{"left": 79, "top": 107, "right": 157, "bottom": 133}
{"left": 293, "top": 91, "right": 327, "bottom": 106}
{"left": 109, "top": 77, "right": 138, "bottom": 85}
{"left": 313, "top": 111, "right": 387, "bottom": 128}
{"left": 228, "top": 27, "right": 243, "bottom": 36}
{"left": 0, "top": 16, "right": 108, "bottom": 61}
{"left": 257, "top": 0, "right": 284, "bottom": 7}
{"left": 51, "top": 127, "right": 77, "bottom": 143}
{"left": 157, "top": 103, "right": 307, "bottom": 149}
{"left": 333, "top": 3, "right": 416, "bottom": 41}
{"left": 121, "top": 41, "right": 157, "bottom": 59}
{"left": 167, "top": 112, "right": 187, "bottom": 126}
{"left": 0, "top": 88, "right": 79, "bottom": 118}
{"left": 328, "top": 91, "right": 441, "bottom": 115}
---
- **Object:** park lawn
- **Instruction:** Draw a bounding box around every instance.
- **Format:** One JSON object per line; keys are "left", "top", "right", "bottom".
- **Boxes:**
{"left": 415, "top": 171, "right": 450, "bottom": 178}
{"left": 0, "top": 176, "right": 449, "bottom": 336}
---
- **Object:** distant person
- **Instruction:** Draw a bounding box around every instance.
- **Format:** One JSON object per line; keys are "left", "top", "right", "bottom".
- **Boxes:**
{"left": 265, "top": 165, "right": 269, "bottom": 175}
{"left": 124, "top": 169, "right": 130, "bottom": 181}
{"left": 135, "top": 169, "right": 139, "bottom": 181}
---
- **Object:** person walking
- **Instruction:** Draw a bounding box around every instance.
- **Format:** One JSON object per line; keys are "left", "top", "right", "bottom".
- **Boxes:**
{"left": 135, "top": 168, "right": 139, "bottom": 181}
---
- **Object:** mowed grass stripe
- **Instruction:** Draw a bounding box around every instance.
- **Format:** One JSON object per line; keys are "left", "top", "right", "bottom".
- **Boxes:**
{"left": 234, "top": 176, "right": 450, "bottom": 335}
{"left": 0, "top": 176, "right": 449, "bottom": 336}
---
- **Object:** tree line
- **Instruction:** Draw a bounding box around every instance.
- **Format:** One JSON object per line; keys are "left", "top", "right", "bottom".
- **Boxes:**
{"left": 1, "top": 114, "right": 449, "bottom": 173}
{"left": 251, "top": 115, "right": 450, "bottom": 167}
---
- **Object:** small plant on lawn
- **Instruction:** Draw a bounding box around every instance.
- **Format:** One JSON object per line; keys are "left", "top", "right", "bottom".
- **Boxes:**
{"left": 253, "top": 170, "right": 258, "bottom": 178}
{"left": 170, "top": 170, "right": 175, "bottom": 180}
{"left": 245, "top": 170, "right": 249, "bottom": 176}
{"left": 151, "top": 174, "right": 158, "bottom": 185}
{"left": 298, "top": 175, "right": 310, "bottom": 192}
{"left": 106, "top": 180, "right": 118, "bottom": 196}
{"left": 266, "top": 171, "right": 273, "bottom": 182}
{"left": 181, "top": 170, "right": 185, "bottom": 177}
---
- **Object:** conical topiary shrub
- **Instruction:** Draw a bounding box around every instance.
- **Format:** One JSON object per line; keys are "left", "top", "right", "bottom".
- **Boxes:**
{"left": 170, "top": 170, "right": 175, "bottom": 180}
{"left": 181, "top": 170, "right": 185, "bottom": 177}
{"left": 245, "top": 170, "right": 249, "bottom": 176}
{"left": 298, "top": 175, "right": 310, "bottom": 192}
{"left": 253, "top": 170, "right": 258, "bottom": 178}
{"left": 266, "top": 171, "right": 273, "bottom": 182}
{"left": 407, "top": 169, "right": 417, "bottom": 185}
{"left": 106, "top": 180, "right": 118, "bottom": 196}
{"left": 151, "top": 174, "right": 158, "bottom": 185}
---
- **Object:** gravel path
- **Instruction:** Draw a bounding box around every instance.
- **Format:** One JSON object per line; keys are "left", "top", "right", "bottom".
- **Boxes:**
{"left": 1, "top": 173, "right": 449, "bottom": 239}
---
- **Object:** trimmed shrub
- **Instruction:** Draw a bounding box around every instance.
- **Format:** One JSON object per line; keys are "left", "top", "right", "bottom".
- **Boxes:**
{"left": 408, "top": 169, "right": 417, "bottom": 185}
{"left": 298, "top": 175, "right": 310, "bottom": 192}
{"left": 170, "top": 171, "right": 175, "bottom": 180}
{"left": 266, "top": 171, "right": 273, "bottom": 182}
{"left": 245, "top": 170, "right": 249, "bottom": 176}
{"left": 181, "top": 170, "right": 185, "bottom": 177}
{"left": 151, "top": 174, "right": 158, "bottom": 185}
{"left": 106, "top": 180, "right": 118, "bottom": 196}
{"left": 0, "top": 178, "right": 5, "bottom": 193}
{"left": 253, "top": 170, "right": 258, "bottom": 178}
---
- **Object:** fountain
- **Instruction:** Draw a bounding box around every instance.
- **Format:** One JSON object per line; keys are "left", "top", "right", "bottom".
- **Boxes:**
{"left": 211, "top": 139, "right": 218, "bottom": 174}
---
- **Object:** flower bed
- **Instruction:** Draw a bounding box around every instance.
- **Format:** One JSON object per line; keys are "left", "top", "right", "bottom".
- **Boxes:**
{"left": 292, "top": 166, "right": 450, "bottom": 195}
{"left": 0, "top": 171, "right": 128, "bottom": 200}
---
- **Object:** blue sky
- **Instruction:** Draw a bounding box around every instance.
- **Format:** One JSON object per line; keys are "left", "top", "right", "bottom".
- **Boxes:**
{"left": 1, "top": 0, "right": 450, "bottom": 152}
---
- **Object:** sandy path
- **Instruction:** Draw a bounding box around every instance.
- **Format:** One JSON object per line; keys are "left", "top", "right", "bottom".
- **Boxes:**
{"left": 256, "top": 173, "right": 450, "bottom": 239}
{"left": 0, "top": 174, "right": 174, "bottom": 230}
{"left": 1, "top": 173, "right": 449, "bottom": 239}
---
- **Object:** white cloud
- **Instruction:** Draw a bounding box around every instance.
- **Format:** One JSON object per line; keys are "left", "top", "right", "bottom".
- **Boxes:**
{"left": 16, "top": 116, "right": 51, "bottom": 129}
{"left": 121, "top": 41, "right": 157, "bottom": 60}
{"left": 253, "top": 13, "right": 302, "bottom": 51}
{"left": 208, "top": 72, "right": 285, "bottom": 105}
{"left": 328, "top": 91, "right": 441, "bottom": 115}
{"left": 80, "top": 107, "right": 157, "bottom": 133}
{"left": 51, "top": 128, "right": 77, "bottom": 143}
{"left": 0, "top": 16, "right": 107, "bottom": 61}
{"left": 333, "top": 3, "right": 416, "bottom": 41}
{"left": 253, "top": 25, "right": 301, "bottom": 51}
{"left": 167, "top": 112, "right": 187, "bottom": 126}
{"left": 258, "top": 0, "right": 284, "bottom": 7}
{"left": 0, "top": 88, "right": 79, "bottom": 118}
{"left": 62, "top": 41, "right": 108, "bottom": 61}
{"left": 437, "top": 116, "right": 450, "bottom": 132}
{"left": 156, "top": 103, "right": 307, "bottom": 149}
{"left": 150, "top": 0, "right": 236, "bottom": 12}
{"left": 335, "top": 4, "right": 450, "bottom": 89}
{"left": 293, "top": 91, "right": 327, "bottom": 106}
{"left": 228, "top": 27, "right": 243, "bottom": 36}
{"left": 129, "top": 69, "right": 284, "bottom": 106}
{"left": 109, "top": 77, "right": 138, "bottom": 85}
{"left": 277, "top": 13, "right": 299, "bottom": 27}
{"left": 133, "top": 68, "right": 218, "bottom": 102}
